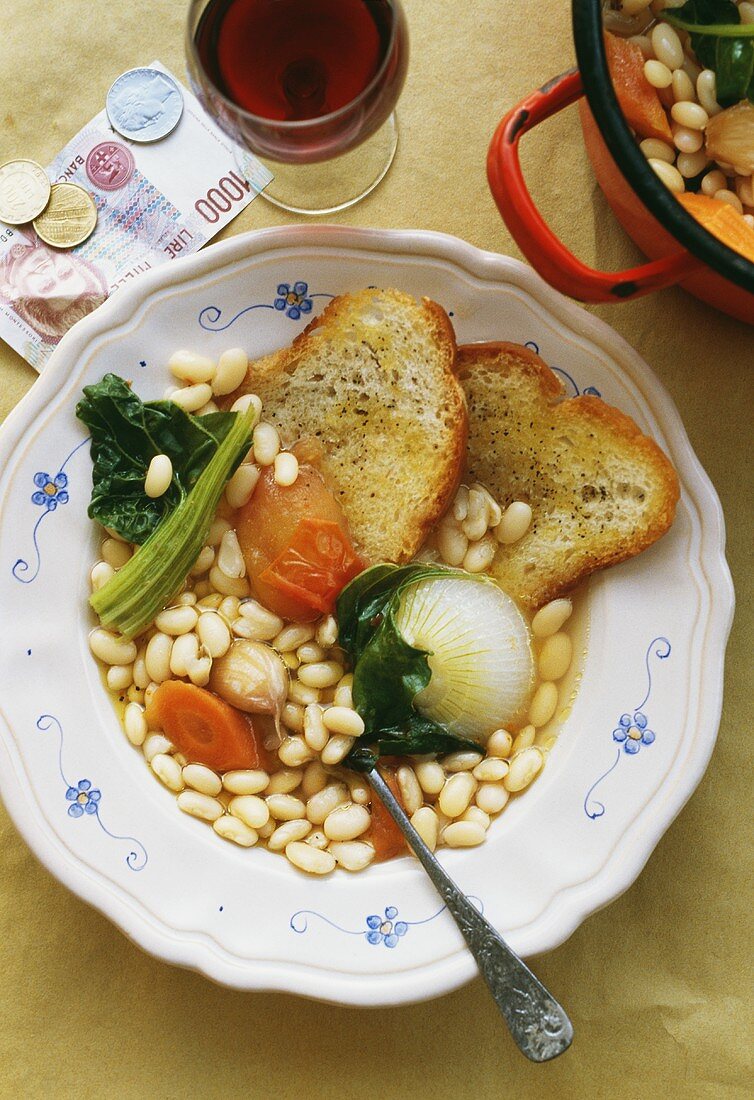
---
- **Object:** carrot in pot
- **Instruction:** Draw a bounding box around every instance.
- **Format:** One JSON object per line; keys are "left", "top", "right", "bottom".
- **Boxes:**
{"left": 145, "top": 680, "right": 268, "bottom": 772}
{"left": 368, "top": 767, "right": 408, "bottom": 862}
{"left": 676, "top": 191, "right": 754, "bottom": 263}
{"left": 604, "top": 32, "right": 673, "bottom": 143}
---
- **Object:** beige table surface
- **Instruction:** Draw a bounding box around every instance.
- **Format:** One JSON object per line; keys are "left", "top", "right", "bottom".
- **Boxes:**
{"left": 1, "top": 1, "right": 752, "bottom": 1096}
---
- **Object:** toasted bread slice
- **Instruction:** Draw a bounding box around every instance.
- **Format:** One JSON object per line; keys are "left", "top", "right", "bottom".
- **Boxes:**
{"left": 227, "top": 289, "right": 467, "bottom": 563}
{"left": 456, "top": 342, "right": 679, "bottom": 610}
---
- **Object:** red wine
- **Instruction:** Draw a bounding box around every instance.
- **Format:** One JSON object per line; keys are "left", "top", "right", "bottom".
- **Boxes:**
{"left": 196, "top": 0, "right": 393, "bottom": 122}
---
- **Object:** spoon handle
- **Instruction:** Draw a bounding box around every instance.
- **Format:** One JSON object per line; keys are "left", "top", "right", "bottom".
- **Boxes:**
{"left": 367, "top": 768, "right": 573, "bottom": 1062}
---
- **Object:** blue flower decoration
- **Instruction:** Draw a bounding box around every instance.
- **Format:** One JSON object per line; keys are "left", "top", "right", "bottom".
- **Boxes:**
{"left": 31, "top": 471, "right": 69, "bottom": 511}
{"left": 65, "top": 778, "right": 101, "bottom": 818}
{"left": 273, "top": 281, "right": 314, "bottom": 321}
{"left": 365, "top": 906, "right": 409, "bottom": 948}
{"left": 612, "top": 710, "right": 656, "bottom": 754}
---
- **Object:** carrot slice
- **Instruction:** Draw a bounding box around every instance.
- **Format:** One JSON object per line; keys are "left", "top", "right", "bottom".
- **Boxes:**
{"left": 604, "top": 32, "right": 673, "bottom": 143}
{"left": 677, "top": 191, "right": 754, "bottom": 263}
{"left": 145, "top": 680, "right": 267, "bottom": 771}
{"left": 368, "top": 768, "right": 407, "bottom": 862}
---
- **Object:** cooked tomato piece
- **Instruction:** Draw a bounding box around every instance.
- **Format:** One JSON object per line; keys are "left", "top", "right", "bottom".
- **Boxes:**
{"left": 368, "top": 768, "right": 408, "bottom": 861}
{"left": 235, "top": 464, "right": 365, "bottom": 620}
{"left": 604, "top": 32, "right": 673, "bottom": 143}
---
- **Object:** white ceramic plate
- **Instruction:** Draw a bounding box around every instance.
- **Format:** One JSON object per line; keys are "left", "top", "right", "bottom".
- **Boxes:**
{"left": 0, "top": 227, "right": 733, "bottom": 1005}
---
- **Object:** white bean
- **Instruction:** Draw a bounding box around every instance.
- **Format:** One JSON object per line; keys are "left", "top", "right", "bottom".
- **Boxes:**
{"left": 538, "top": 632, "right": 572, "bottom": 682}
{"left": 190, "top": 545, "right": 215, "bottom": 576}
{"left": 504, "top": 747, "right": 544, "bottom": 792}
{"left": 322, "top": 706, "right": 365, "bottom": 737}
{"left": 346, "top": 774, "right": 370, "bottom": 806}
{"left": 701, "top": 169, "right": 727, "bottom": 196}
{"left": 333, "top": 675, "right": 353, "bottom": 709}
{"left": 208, "top": 565, "right": 249, "bottom": 598}
{"left": 285, "top": 841, "right": 335, "bottom": 874}
{"left": 462, "top": 534, "right": 496, "bottom": 573}
{"left": 639, "top": 137, "right": 675, "bottom": 164}
{"left": 397, "top": 766, "right": 423, "bottom": 815}
{"left": 171, "top": 383, "right": 213, "bottom": 412}
{"left": 212, "top": 347, "right": 248, "bottom": 395}
{"left": 230, "top": 393, "right": 262, "bottom": 418}
{"left": 496, "top": 501, "right": 532, "bottom": 545}
{"left": 89, "top": 628, "right": 137, "bottom": 666}
{"left": 217, "top": 529, "right": 246, "bottom": 579}
{"left": 268, "top": 819, "right": 312, "bottom": 850}
{"left": 303, "top": 705, "right": 329, "bottom": 752}
{"left": 144, "top": 454, "right": 173, "bottom": 499}
{"left": 253, "top": 422, "right": 280, "bottom": 466}
{"left": 301, "top": 761, "right": 329, "bottom": 798}
{"left": 124, "top": 702, "right": 147, "bottom": 746}
{"left": 282, "top": 702, "right": 305, "bottom": 733}
{"left": 142, "top": 732, "right": 173, "bottom": 761}
{"left": 155, "top": 605, "right": 198, "bottom": 636}
{"left": 273, "top": 451, "right": 299, "bottom": 487}
{"left": 315, "top": 615, "right": 339, "bottom": 648}
{"left": 305, "top": 829, "right": 329, "bottom": 849}
{"left": 670, "top": 101, "right": 708, "bottom": 131}
{"left": 177, "top": 790, "right": 224, "bottom": 822}
{"left": 677, "top": 150, "right": 709, "bottom": 178}
{"left": 651, "top": 22, "right": 683, "bottom": 70}
{"left": 649, "top": 158, "right": 685, "bottom": 193}
{"left": 168, "top": 349, "right": 215, "bottom": 384}
{"left": 186, "top": 655, "right": 212, "bottom": 687}
{"left": 150, "top": 753, "right": 184, "bottom": 792}
{"left": 437, "top": 522, "right": 468, "bottom": 567}
{"left": 90, "top": 561, "right": 115, "bottom": 591}
{"left": 266, "top": 793, "right": 306, "bottom": 821}
{"left": 197, "top": 610, "right": 231, "bottom": 658}
{"left": 236, "top": 599, "right": 283, "bottom": 641}
{"left": 298, "top": 660, "right": 343, "bottom": 689}
{"left": 273, "top": 623, "right": 316, "bottom": 652}
{"left": 288, "top": 680, "right": 320, "bottom": 706}
{"left": 438, "top": 773, "right": 477, "bottom": 818}
{"left": 644, "top": 59, "right": 672, "bottom": 89}
{"left": 213, "top": 815, "right": 258, "bottom": 846}
{"left": 145, "top": 632, "right": 173, "bottom": 683}
{"left": 297, "top": 642, "right": 326, "bottom": 664}
{"left": 415, "top": 760, "right": 446, "bottom": 795}
{"left": 511, "top": 725, "right": 537, "bottom": 754}
{"left": 225, "top": 463, "right": 260, "bottom": 510}
{"left": 486, "top": 728, "right": 514, "bottom": 758}
{"left": 265, "top": 768, "right": 303, "bottom": 795}
{"left": 329, "top": 841, "right": 375, "bottom": 871}
{"left": 672, "top": 125, "right": 703, "bottom": 154}
{"left": 531, "top": 598, "right": 572, "bottom": 638}
{"left": 476, "top": 782, "right": 510, "bottom": 815}
{"left": 106, "top": 664, "right": 133, "bottom": 692}
{"left": 410, "top": 806, "right": 439, "bottom": 851}
{"left": 671, "top": 68, "right": 695, "bottom": 103}
{"left": 696, "top": 69, "right": 720, "bottom": 116}
{"left": 320, "top": 734, "right": 355, "bottom": 765}
{"left": 323, "top": 803, "right": 371, "bottom": 842}
{"left": 528, "top": 682, "right": 558, "bottom": 728}
{"left": 223, "top": 769, "right": 269, "bottom": 795}
{"left": 278, "top": 736, "right": 315, "bottom": 767}
{"left": 182, "top": 763, "right": 222, "bottom": 796}
{"left": 714, "top": 189, "right": 743, "bottom": 213}
{"left": 168, "top": 632, "right": 199, "bottom": 677}
{"left": 442, "top": 821, "right": 486, "bottom": 848}
{"left": 229, "top": 794, "right": 270, "bottom": 829}
{"left": 101, "top": 538, "right": 132, "bottom": 569}
{"left": 473, "top": 757, "right": 509, "bottom": 782}
{"left": 442, "top": 750, "right": 484, "bottom": 773}
{"left": 462, "top": 805, "right": 491, "bottom": 831}
{"left": 306, "top": 783, "right": 349, "bottom": 824}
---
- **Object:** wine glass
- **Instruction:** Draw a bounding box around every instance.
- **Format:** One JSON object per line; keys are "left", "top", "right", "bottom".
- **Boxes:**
{"left": 186, "top": 0, "right": 409, "bottom": 215}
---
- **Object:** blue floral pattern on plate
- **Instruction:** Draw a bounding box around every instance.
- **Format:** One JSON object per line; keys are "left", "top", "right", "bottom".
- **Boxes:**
{"left": 583, "top": 637, "right": 671, "bottom": 820}
{"left": 291, "top": 897, "right": 483, "bottom": 949}
{"left": 198, "top": 279, "right": 333, "bottom": 332}
{"left": 524, "top": 341, "right": 601, "bottom": 397}
{"left": 12, "top": 438, "right": 88, "bottom": 584}
{"left": 38, "top": 714, "right": 147, "bottom": 871}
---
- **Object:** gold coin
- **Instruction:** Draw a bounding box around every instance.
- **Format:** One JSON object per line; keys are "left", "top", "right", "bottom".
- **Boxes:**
{"left": 32, "top": 182, "right": 98, "bottom": 248}
{"left": 0, "top": 159, "right": 51, "bottom": 225}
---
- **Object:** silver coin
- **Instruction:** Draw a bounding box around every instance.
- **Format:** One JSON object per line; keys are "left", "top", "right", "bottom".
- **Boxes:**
{"left": 106, "top": 67, "right": 184, "bottom": 143}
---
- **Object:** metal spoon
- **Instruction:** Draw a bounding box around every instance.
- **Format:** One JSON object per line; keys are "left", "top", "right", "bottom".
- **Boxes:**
{"left": 367, "top": 768, "right": 573, "bottom": 1062}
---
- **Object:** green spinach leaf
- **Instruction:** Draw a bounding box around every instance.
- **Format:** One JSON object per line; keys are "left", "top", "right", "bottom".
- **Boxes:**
{"left": 336, "top": 564, "right": 484, "bottom": 770}
{"left": 76, "top": 374, "right": 241, "bottom": 544}
{"left": 666, "top": 1, "right": 754, "bottom": 105}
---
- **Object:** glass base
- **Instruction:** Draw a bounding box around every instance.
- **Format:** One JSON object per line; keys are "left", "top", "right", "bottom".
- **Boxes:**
{"left": 257, "top": 114, "right": 398, "bottom": 215}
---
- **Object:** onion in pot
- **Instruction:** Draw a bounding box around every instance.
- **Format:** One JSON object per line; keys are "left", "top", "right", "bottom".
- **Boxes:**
{"left": 210, "top": 639, "right": 288, "bottom": 734}
{"left": 393, "top": 574, "right": 535, "bottom": 740}
{"left": 705, "top": 101, "right": 754, "bottom": 176}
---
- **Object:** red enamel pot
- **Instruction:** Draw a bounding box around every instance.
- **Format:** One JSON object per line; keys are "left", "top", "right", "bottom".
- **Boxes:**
{"left": 487, "top": 0, "right": 754, "bottom": 324}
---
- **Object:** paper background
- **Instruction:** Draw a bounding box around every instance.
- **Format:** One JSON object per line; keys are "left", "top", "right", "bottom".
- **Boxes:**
{"left": 0, "top": 1, "right": 752, "bottom": 1096}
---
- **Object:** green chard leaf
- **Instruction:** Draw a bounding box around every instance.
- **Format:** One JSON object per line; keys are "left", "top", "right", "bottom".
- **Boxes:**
{"left": 76, "top": 374, "right": 241, "bottom": 543}
{"left": 336, "top": 563, "right": 485, "bottom": 771}
{"left": 666, "top": 1, "right": 754, "bottom": 105}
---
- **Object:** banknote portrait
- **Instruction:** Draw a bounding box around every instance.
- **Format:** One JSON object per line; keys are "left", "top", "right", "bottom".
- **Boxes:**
{"left": 0, "top": 237, "right": 108, "bottom": 344}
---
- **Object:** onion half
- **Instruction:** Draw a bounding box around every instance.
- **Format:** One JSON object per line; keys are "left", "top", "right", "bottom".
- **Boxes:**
{"left": 393, "top": 574, "right": 534, "bottom": 740}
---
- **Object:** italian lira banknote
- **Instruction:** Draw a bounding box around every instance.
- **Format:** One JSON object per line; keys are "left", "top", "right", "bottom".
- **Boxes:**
{"left": 0, "top": 62, "right": 272, "bottom": 371}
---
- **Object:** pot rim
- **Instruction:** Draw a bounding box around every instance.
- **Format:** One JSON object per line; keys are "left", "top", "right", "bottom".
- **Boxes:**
{"left": 572, "top": 0, "right": 754, "bottom": 296}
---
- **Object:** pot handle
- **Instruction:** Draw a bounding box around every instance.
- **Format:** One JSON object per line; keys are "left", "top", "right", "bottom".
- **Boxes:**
{"left": 487, "top": 69, "right": 702, "bottom": 302}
